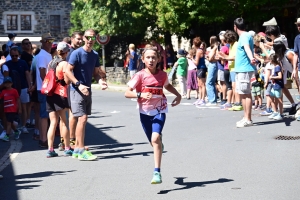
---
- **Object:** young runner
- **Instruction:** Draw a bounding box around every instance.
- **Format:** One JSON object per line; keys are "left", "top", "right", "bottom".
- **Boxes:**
{"left": 125, "top": 47, "right": 181, "bottom": 184}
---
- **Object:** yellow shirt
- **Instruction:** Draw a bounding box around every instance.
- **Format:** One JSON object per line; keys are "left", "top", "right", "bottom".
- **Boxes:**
{"left": 228, "top": 42, "right": 237, "bottom": 72}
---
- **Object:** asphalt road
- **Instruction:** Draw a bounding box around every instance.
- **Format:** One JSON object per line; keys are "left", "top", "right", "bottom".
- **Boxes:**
{"left": 1, "top": 89, "right": 300, "bottom": 200}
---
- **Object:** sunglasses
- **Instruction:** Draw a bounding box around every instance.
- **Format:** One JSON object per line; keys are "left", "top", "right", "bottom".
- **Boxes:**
{"left": 23, "top": 42, "right": 31, "bottom": 45}
{"left": 11, "top": 55, "right": 19, "bottom": 57}
{"left": 84, "top": 36, "right": 96, "bottom": 41}
{"left": 45, "top": 39, "right": 54, "bottom": 43}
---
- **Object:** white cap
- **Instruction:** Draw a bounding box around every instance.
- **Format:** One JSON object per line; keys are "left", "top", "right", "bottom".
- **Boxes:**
{"left": 263, "top": 17, "right": 277, "bottom": 26}
{"left": 57, "top": 42, "right": 70, "bottom": 53}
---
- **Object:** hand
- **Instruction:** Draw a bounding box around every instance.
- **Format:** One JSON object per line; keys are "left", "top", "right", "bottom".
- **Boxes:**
{"left": 99, "top": 79, "right": 108, "bottom": 90}
{"left": 250, "top": 58, "right": 256, "bottom": 65}
{"left": 78, "top": 84, "right": 90, "bottom": 96}
{"left": 141, "top": 92, "right": 152, "bottom": 100}
{"left": 264, "top": 83, "right": 268, "bottom": 89}
{"left": 259, "top": 42, "right": 265, "bottom": 49}
{"left": 171, "top": 95, "right": 181, "bottom": 107}
{"left": 0, "top": 56, "right": 6, "bottom": 65}
{"left": 292, "top": 69, "right": 297, "bottom": 79}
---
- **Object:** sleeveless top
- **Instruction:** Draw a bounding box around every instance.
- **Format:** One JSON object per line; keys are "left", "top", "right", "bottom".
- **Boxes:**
{"left": 281, "top": 50, "right": 294, "bottom": 73}
{"left": 53, "top": 61, "right": 68, "bottom": 98}
{"left": 197, "top": 48, "right": 206, "bottom": 69}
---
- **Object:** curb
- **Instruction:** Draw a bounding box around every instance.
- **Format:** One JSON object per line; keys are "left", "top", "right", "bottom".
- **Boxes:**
{"left": 0, "top": 140, "right": 22, "bottom": 172}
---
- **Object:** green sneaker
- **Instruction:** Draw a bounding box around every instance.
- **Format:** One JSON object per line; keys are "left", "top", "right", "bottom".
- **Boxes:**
{"left": 151, "top": 172, "right": 162, "bottom": 184}
{"left": 233, "top": 105, "right": 243, "bottom": 111}
{"left": 72, "top": 152, "right": 79, "bottom": 159}
{"left": 78, "top": 150, "right": 97, "bottom": 161}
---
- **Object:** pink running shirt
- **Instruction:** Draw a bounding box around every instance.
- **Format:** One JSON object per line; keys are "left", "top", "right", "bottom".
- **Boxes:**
{"left": 127, "top": 69, "right": 169, "bottom": 116}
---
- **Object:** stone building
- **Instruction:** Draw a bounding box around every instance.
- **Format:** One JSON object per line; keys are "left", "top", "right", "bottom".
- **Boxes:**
{"left": 0, "top": 0, "right": 72, "bottom": 44}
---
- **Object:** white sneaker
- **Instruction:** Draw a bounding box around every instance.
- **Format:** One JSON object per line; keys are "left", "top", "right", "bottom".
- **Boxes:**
{"left": 206, "top": 102, "right": 217, "bottom": 106}
{"left": 21, "top": 126, "right": 29, "bottom": 134}
{"left": 273, "top": 113, "right": 283, "bottom": 120}
{"left": 236, "top": 120, "right": 253, "bottom": 128}
{"left": 268, "top": 112, "right": 278, "bottom": 119}
{"left": 236, "top": 118, "right": 245, "bottom": 125}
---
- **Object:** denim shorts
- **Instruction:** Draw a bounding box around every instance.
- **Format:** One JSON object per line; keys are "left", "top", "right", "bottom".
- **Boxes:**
{"left": 38, "top": 91, "right": 49, "bottom": 118}
{"left": 270, "top": 88, "right": 282, "bottom": 98}
{"left": 230, "top": 71, "right": 236, "bottom": 83}
{"left": 140, "top": 113, "right": 166, "bottom": 142}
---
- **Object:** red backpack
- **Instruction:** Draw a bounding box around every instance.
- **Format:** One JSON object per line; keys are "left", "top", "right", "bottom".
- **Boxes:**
{"left": 41, "top": 57, "right": 63, "bottom": 96}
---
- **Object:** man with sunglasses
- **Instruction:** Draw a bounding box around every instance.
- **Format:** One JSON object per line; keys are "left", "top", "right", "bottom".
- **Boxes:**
{"left": 65, "top": 29, "right": 107, "bottom": 161}
{"left": 35, "top": 33, "right": 55, "bottom": 148}
{"left": 4, "top": 48, "right": 32, "bottom": 134}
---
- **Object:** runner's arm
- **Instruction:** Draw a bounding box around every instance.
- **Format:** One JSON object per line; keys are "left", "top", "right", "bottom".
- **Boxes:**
{"left": 124, "top": 87, "right": 152, "bottom": 99}
{"left": 164, "top": 83, "right": 181, "bottom": 107}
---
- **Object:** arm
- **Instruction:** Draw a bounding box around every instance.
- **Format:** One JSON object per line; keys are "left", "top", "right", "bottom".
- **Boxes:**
{"left": 25, "top": 71, "right": 32, "bottom": 90}
{"left": 40, "top": 68, "right": 46, "bottom": 80}
{"left": 93, "top": 66, "right": 108, "bottom": 90}
{"left": 244, "top": 44, "right": 255, "bottom": 65}
{"left": 193, "top": 49, "right": 203, "bottom": 66}
{"left": 270, "top": 71, "right": 282, "bottom": 80}
{"left": 208, "top": 46, "right": 217, "bottom": 62}
{"left": 124, "top": 87, "right": 153, "bottom": 99}
{"left": 287, "top": 52, "right": 297, "bottom": 79}
{"left": 164, "top": 83, "right": 181, "bottom": 107}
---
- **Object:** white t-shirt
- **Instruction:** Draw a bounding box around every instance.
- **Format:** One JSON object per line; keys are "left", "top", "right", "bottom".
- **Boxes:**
{"left": 35, "top": 49, "right": 52, "bottom": 91}
{"left": 0, "top": 65, "right": 9, "bottom": 84}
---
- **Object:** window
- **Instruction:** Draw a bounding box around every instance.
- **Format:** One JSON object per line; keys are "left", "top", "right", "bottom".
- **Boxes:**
{"left": 1, "top": 11, "right": 36, "bottom": 33}
{"left": 50, "top": 15, "right": 61, "bottom": 32}
{"left": 21, "top": 15, "right": 31, "bottom": 30}
{"left": 7, "top": 15, "right": 18, "bottom": 30}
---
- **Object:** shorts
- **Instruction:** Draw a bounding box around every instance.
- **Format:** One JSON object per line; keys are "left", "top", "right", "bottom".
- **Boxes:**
{"left": 265, "top": 82, "right": 272, "bottom": 96}
{"left": 140, "top": 113, "right": 166, "bottom": 142}
{"left": 70, "top": 89, "right": 92, "bottom": 117}
{"left": 251, "top": 86, "right": 262, "bottom": 97}
{"left": 270, "top": 88, "right": 282, "bottom": 98}
{"left": 38, "top": 91, "right": 49, "bottom": 118}
{"left": 235, "top": 71, "right": 255, "bottom": 95}
{"left": 197, "top": 68, "right": 207, "bottom": 79}
{"left": 5, "top": 112, "right": 18, "bottom": 123}
{"left": 230, "top": 71, "right": 236, "bottom": 83}
{"left": 217, "top": 70, "right": 225, "bottom": 81}
{"left": 46, "top": 93, "right": 69, "bottom": 112}
{"left": 283, "top": 63, "right": 293, "bottom": 84}
{"left": 20, "top": 88, "right": 30, "bottom": 103}
{"left": 30, "top": 90, "right": 39, "bottom": 103}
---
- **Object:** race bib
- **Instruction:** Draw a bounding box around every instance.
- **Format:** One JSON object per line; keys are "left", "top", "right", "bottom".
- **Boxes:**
{"left": 143, "top": 86, "right": 163, "bottom": 98}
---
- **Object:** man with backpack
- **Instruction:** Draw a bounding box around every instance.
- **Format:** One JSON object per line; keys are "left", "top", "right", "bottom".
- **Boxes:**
{"left": 3, "top": 48, "right": 32, "bottom": 134}
{"left": 35, "top": 33, "right": 55, "bottom": 148}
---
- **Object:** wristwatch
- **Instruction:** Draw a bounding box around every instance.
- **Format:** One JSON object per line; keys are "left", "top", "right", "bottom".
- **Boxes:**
{"left": 74, "top": 81, "right": 80, "bottom": 87}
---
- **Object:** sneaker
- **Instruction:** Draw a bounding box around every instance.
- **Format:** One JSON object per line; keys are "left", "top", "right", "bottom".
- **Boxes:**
{"left": 273, "top": 113, "right": 283, "bottom": 120}
{"left": 259, "top": 105, "right": 266, "bottom": 110}
{"left": 296, "top": 116, "right": 300, "bottom": 121}
{"left": 268, "top": 112, "right": 278, "bottom": 119}
{"left": 206, "top": 102, "right": 217, "bottom": 106}
{"left": 236, "top": 120, "right": 253, "bottom": 128}
{"left": 220, "top": 103, "right": 232, "bottom": 110}
{"left": 72, "top": 152, "right": 79, "bottom": 159}
{"left": 296, "top": 95, "right": 300, "bottom": 102}
{"left": 64, "top": 149, "right": 74, "bottom": 156}
{"left": 193, "top": 99, "right": 200, "bottom": 105}
{"left": 289, "top": 105, "right": 297, "bottom": 115}
{"left": 260, "top": 109, "right": 273, "bottom": 116}
{"left": 78, "top": 150, "right": 97, "bottom": 161}
{"left": 236, "top": 118, "right": 246, "bottom": 125}
{"left": 70, "top": 139, "right": 76, "bottom": 146}
{"left": 233, "top": 105, "right": 243, "bottom": 111}
{"left": 151, "top": 171, "right": 162, "bottom": 184}
{"left": 0, "top": 134, "right": 9, "bottom": 142}
{"left": 197, "top": 100, "right": 206, "bottom": 106}
{"left": 14, "top": 130, "right": 21, "bottom": 140}
{"left": 46, "top": 150, "right": 58, "bottom": 158}
{"left": 58, "top": 143, "right": 65, "bottom": 151}
{"left": 21, "top": 126, "right": 29, "bottom": 134}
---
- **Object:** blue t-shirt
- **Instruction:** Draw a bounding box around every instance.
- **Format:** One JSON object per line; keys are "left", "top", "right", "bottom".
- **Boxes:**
{"left": 68, "top": 47, "right": 100, "bottom": 89}
{"left": 273, "top": 65, "right": 284, "bottom": 88}
{"left": 66, "top": 47, "right": 75, "bottom": 62}
{"left": 235, "top": 32, "right": 255, "bottom": 73}
{"left": 5, "top": 59, "right": 29, "bottom": 89}
{"left": 128, "top": 51, "right": 138, "bottom": 71}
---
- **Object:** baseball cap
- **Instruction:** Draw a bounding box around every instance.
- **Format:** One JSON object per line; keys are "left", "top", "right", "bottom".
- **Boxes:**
{"left": 258, "top": 32, "right": 266, "bottom": 37}
{"left": 57, "top": 42, "right": 70, "bottom": 53}
{"left": 219, "top": 31, "right": 226, "bottom": 36}
{"left": 8, "top": 33, "right": 17, "bottom": 39}
{"left": 41, "top": 33, "right": 55, "bottom": 41}
{"left": 3, "top": 77, "right": 12, "bottom": 83}
{"left": 177, "top": 49, "right": 186, "bottom": 56}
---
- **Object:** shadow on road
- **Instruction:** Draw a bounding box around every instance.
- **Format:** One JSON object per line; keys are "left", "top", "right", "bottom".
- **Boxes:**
{"left": 158, "top": 177, "right": 234, "bottom": 194}
{"left": 254, "top": 117, "right": 295, "bottom": 126}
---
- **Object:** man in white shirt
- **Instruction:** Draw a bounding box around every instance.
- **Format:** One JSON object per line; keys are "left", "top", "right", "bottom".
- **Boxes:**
{"left": 35, "top": 33, "right": 55, "bottom": 148}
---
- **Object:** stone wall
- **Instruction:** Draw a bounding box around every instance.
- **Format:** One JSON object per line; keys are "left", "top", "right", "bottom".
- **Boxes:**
{"left": 0, "top": 0, "right": 72, "bottom": 41}
{"left": 106, "top": 67, "right": 131, "bottom": 85}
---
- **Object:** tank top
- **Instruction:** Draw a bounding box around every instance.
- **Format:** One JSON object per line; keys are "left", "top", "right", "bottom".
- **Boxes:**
{"left": 197, "top": 48, "right": 206, "bottom": 69}
{"left": 53, "top": 61, "right": 68, "bottom": 98}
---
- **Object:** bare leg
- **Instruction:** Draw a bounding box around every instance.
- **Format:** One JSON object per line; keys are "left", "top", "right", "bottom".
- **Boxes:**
{"left": 75, "top": 115, "right": 87, "bottom": 148}
{"left": 69, "top": 109, "right": 77, "bottom": 140}
{"left": 21, "top": 103, "right": 28, "bottom": 127}
{"left": 152, "top": 133, "right": 162, "bottom": 168}
{"left": 241, "top": 94, "right": 252, "bottom": 121}
{"left": 40, "top": 118, "right": 48, "bottom": 142}
{"left": 58, "top": 109, "right": 70, "bottom": 148}
{"left": 270, "top": 96, "right": 277, "bottom": 113}
{"left": 47, "top": 111, "right": 59, "bottom": 149}
{"left": 258, "top": 95, "right": 262, "bottom": 106}
{"left": 282, "top": 87, "right": 295, "bottom": 104}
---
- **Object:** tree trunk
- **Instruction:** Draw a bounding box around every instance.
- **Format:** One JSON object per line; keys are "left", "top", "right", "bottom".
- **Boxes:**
{"left": 164, "top": 31, "right": 172, "bottom": 46}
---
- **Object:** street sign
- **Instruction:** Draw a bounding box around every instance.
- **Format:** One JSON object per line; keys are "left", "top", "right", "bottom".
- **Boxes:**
{"left": 96, "top": 34, "right": 110, "bottom": 45}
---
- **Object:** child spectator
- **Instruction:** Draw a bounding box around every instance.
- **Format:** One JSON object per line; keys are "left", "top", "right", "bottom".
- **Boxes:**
{"left": 174, "top": 49, "right": 188, "bottom": 98}
{"left": 268, "top": 54, "right": 284, "bottom": 120}
{"left": 252, "top": 64, "right": 264, "bottom": 110}
{"left": 186, "top": 48, "right": 198, "bottom": 99}
{"left": 0, "top": 77, "right": 21, "bottom": 141}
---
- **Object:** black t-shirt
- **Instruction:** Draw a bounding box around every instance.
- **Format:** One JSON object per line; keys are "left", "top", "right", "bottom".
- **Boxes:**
{"left": 21, "top": 51, "right": 33, "bottom": 70}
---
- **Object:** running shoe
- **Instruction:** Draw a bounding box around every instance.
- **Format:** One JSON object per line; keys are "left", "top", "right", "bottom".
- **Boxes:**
{"left": 260, "top": 109, "right": 272, "bottom": 116}
{"left": 21, "top": 126, "right": 29, "bottom": 134}
{"left": 197, "top": 100, "right": 206, "bottom": 106}
{"left": 64, "top": 149, "right": 74, "bottom": 156}
{"left": 70, "top": 139, "right": 76, "bottom": 146}
{"left": 0, "top": 134, "right": 9, "bottom": 142}
{"left": 206, "top": 102, "right": 217, "bottom": 106}
{"left": 72, "top": 152, "right": 79, "bottom": 159}
{"left": 289, "top": 105, "right": 297, "bottom": 115}
{"left": 46, "top": 150, "right": 58, "bottom": 158}
{"left": 220, "top": 103, "right": 232, "bottom": 110}
{"left": 220, "top": 100, "right": 227, "bottom": 105}
{"left": 151, "top": 172, "right": 162, "bottom": 184}
{"left": 297, "top": 116, "right": 300, "bottom": 121}
{"left": 236, "top": 118, "right": 246, "bottom": 125}
{"left": 58, "top": 143, "right": 65, "bottom": 151}
{"left": 193, "top": 99, "right": 200, "bottom": 105}
{"left": 268, "top": 112, "right": 278, "bottom": 119}
{"left": 296, "top": 95, "right": 300, "bottom": 102}
{"left": 78, "top": 150, "right": 97, "bottom": 161}
{"left": 232, "top": 105, "right": 243, "bottom": 111}
{"left": 14, "top": 130, "right": 21, "bottom": 140}
{"left": 259, "top": 105, "right": 266, "bottom": 110}
{"left": 273, "top": 113, "right": 283, "bottom": 120}
{"left": 236, "top": 120, "right": 253, "bottom": 128}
